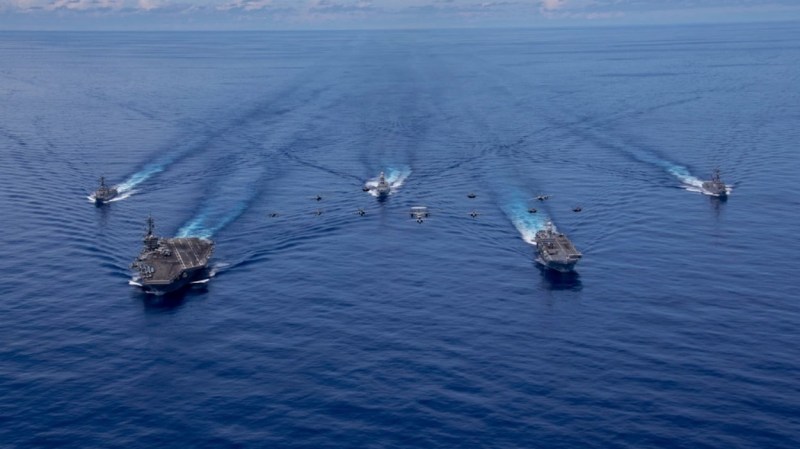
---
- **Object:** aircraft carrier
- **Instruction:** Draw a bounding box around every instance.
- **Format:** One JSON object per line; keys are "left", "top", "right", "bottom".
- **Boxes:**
{"left": 130, "top": 217, "right": 214, "bottom": 294}
{"left": 534, "top": 222, "right": 582, "bottom": 272}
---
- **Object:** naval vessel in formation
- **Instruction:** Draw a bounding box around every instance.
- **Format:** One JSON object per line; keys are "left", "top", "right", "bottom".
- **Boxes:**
{"left": 130, "top": 217, "right": 214, "bottom": 294}
{"left": 701, "top": 169, "right": 728, "bottom": 197}
{"left": 92, "top": 176, "right": 118, "bottom": 204}
{"left": 363, "top": 171, "right": 391, "bottom": 198}
{"left": 534, "top": 222, "right": 582, "bottom": 272}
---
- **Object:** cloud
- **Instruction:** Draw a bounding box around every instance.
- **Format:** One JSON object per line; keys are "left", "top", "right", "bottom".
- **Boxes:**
{"left": 136, "top": 0, "right": 161, "bottom": 11}
{"left": 539, "top": 0, "right": 565, "bottom": 12}
{"left": 308, "top": 0, "right": 374, "bottom": 14}
{"left": 46, "top": 0, "right": 124, "bottom": 10}
{"left": 1, "top": 0, "right": 799, "bottom": 28}
{"left": 216, "top": 0, "right": 273, "bottom": 11}
{"left": 2, "top": 0, "right": 37, "bottom": 9}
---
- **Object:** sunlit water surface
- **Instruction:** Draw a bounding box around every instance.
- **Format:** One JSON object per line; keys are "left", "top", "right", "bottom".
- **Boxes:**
{"left": 1, "top": 25, "right": 799, "bottom": 448}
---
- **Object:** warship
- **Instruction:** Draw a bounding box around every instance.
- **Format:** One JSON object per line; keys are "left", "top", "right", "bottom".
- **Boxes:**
{"left": 534, "top": 222, "right": 582, "bottom": 272}
{"left": 365, "top": 172, "right": 391, "bottom": 198}
{"left": 701, "top": 169, "right": 728, "bottom": 197}
{"left": 130, "top": 217, "right": 214, "bottom": 294}
{"left": 92, "top": 176, "right": 118, "bottom": 204}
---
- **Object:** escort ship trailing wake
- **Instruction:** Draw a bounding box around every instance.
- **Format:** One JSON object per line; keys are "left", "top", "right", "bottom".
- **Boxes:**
{"left": 701, "top": 169, "right": 728, "bottom": 198}
{"left": 92, "top": 176, "right": 118, "bottom": 204}
{"left": 364, "top": 171, "right": 391, "bottom": 199}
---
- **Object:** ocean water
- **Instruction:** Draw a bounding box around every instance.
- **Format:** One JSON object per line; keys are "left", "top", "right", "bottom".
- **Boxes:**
{"left": 1, "top": 24, "right": 799, "bottom": 448}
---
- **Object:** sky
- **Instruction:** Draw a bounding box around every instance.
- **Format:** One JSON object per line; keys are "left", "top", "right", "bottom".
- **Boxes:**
{"left": 1, "top": 0, "right": 799, "bottom": 30}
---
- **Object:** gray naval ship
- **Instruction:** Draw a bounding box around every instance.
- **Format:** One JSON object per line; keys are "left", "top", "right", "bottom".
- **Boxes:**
{"left": 130, "top": 217, "right": 214, "bottom": 294}
{"left": 93, "top": 176, "right": 118, "bottom": 204}
{"left": 701, "top": 169, "right": 728, "bottom": 197}
{"left": 534, "top": 221, "right": 582, "bottom": 272}
{"left": 364, "top": 171, "right": 391, "bottom": 198}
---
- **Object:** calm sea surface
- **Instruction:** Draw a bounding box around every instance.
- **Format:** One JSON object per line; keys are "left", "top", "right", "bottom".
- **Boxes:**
{"left": 1, "top": 24, "right": 799, "bottom": 448}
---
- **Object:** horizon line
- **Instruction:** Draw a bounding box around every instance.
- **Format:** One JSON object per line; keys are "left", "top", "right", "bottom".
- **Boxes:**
{"left": 2, "top": 17, "right": 798, "bottom": 33}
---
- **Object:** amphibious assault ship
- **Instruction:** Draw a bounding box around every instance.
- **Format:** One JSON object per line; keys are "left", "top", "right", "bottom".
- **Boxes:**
{"left": 130, "top": 217, "right": 214, "bottom": 294}
{"left": 92, "top": 176, "right": 118, "bottom": 204}
{"left": 701, "top": 169, "right": 728, "bottom": 197}
{"left": 534, "top": 222, "right": 582, "bottom": 272}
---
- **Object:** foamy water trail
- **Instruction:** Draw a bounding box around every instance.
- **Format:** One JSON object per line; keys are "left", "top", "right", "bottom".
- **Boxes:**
{"left": 177, "top": 201, "right": 249, "bottom": 239}
{"left": 662, "top": 162, "right": 733, "bottom": 196}
{"left": 208, "top": 262, "right": 229, "bottom": 278}
{"left": 498, "top": 189, "right": 547, "bottom": 246}
{"left": 177, "top": 165, "right": 264, "bottom": 239}
{"left": 628, "top": 151, "right": 731, "bottom": 194}
{"left": 662, "top": 163, "right": 704, "bottom": 188}
{"left": 117, "top": 162, "right": 167, "bottom": 193}
{"left": 116, "top": 136, "right": 209, "bottom": 196}
{"left": 385, "top": 166, "right": 411, "bottom": 188}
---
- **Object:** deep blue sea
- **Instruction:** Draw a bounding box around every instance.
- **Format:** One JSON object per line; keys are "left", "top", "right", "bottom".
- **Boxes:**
{"left": 1, "top": 23, "right": 799, "bottom": 448}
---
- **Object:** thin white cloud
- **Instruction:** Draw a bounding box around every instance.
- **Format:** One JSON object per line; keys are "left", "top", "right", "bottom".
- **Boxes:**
{"left": 217, "top": 0, "right": 273, "bottom": 11}
{"left": 137, "top": 0, "right": 161, "bottom": 11}
{"left": 3, "top": 0, "right": 37, "bottom": 9}
{"left": 1, "top": 0, "right": 799, "bottom": 28}
{"left": 47, "top": 0, "right": 124, "bottom": 10}
{"left": 539, "top": 0, "right": 565, "bottom": 11}
{"left": 308, "top": 0, "right": 374, "bottom": 13}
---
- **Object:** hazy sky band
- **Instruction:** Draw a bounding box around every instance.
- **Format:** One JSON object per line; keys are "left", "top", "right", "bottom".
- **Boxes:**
{"left": 2, "top": 0, "right": 800, "bottom": 30}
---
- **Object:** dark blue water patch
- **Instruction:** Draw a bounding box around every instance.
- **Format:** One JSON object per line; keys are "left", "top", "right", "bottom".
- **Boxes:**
{"left": 1, "top": 24, "right": 800, "bottom": 449}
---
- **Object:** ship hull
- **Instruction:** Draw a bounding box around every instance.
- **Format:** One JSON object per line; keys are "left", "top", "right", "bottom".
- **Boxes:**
{"left": 702, "top": 190, "right": 727, "bottom": 198}
{"left": 701, "top": 182, "right": 727, "bottom": 198}
{"left": 138, "top": 266, "right": 208, "bottom": 295}
{"left": 536, "top": 257, "right": 579, "bottom": 273}
{"left": 93, "top": 191, "right": 118, "bottom": 204}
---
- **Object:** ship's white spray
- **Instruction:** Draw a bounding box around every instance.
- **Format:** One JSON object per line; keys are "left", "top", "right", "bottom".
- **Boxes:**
{"left": 631, "top": 151, "right": 733, "bottom": 196}
{"left": 87, "top": 188, "right": 135, "bottom": 203}
{"left": 498, "top": 189, "right": 547, "bottom": 246}
{"left": 364, "top": 166, "right": 412, "bottom": 197}
{"left": 177, "top": 164, "right": 264, "bottom": 239}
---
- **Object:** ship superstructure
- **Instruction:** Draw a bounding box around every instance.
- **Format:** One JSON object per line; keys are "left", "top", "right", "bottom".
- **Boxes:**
{"left": 93, "top": 176, "right": 118, "bottom": 204}
{"left": 701, "top": 169, "right": 728, "bottom": 197}
{"left": 364, "top": 171, "right": 391, "bottom": 198}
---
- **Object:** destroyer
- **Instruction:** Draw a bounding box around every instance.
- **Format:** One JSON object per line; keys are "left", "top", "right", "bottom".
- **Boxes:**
{"left": 534, "top": 222, "right": 582, "bottom": 272}
{"left": 92, "top": 176, "right": 118, "bottom": 204}
{"left": 130, "top": 217, "right": 214, "bottom": 294}
{"left": 365, "top": 172, "right": 391, "bottom": 198}
{"left": 701, "top": 169, "right": 728, "bottom": 197}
